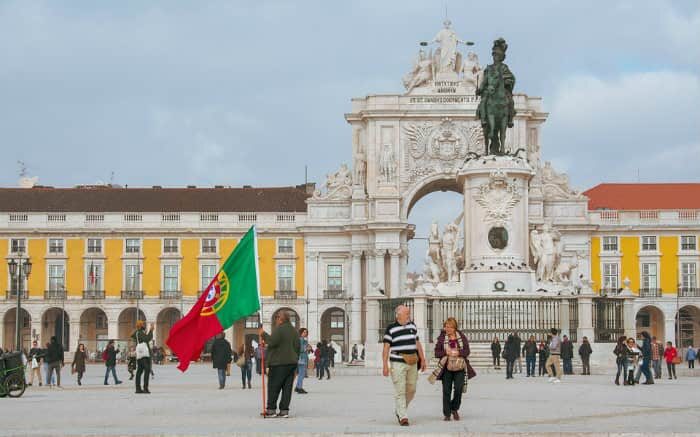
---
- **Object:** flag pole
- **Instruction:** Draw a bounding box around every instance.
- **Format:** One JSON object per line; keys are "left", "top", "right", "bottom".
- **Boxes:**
{"left": 253, "top": 225, "right": 266, "bottom": 417}
{"left": 260, "top": 330, "right": 266, "bottom": 417}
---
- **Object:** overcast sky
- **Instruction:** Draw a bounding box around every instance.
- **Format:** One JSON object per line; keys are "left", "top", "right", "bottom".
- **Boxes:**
{"left": 1, "top": 1, "right": 699, "bottom": 271}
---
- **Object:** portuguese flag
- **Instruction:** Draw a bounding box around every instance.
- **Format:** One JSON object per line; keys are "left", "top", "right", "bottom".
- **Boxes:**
{"left": 167, "top": 226, "right": 260, "bottom": 372}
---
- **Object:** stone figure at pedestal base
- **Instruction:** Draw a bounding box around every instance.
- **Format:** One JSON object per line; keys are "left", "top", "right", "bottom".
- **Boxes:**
{"left": 530, "top": 224, "right": 562, "bottom": 283}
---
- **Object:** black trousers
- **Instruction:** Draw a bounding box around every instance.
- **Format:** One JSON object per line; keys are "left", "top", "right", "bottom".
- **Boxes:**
{"left": 441, "top": 369, "right": 465, "bottom": 416}
{"left": 667, "top": 362, "right": 677, "bottom": 378}
{"left": 581, "top": 356, "right": 591, "bottom": 375}
{"left": 538, "top": 356, "right": 546, "bottom": 375}
{"left": 492, "top": 355, "right": 500, "bottom": 367}
{"left": 267, "top": 364, "right": 297, "bottom": 414}
{"left": 136, "top": 357, "right": 151, "bottom": 391}
{"left": 506, "top": 359, "right": 515, "bottom": 378}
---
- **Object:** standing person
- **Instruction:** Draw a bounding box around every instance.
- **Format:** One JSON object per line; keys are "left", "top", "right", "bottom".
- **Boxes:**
{"left": 490, "top": 337, "right": 502, "bottom": 370}
{"left": 613, "top": 336, "right": 628, "bottom": 385}
{"left": 561, "top": 335, "right": 574, "bottom": 375}
{"left": 503, "top": 334, "right": 518, "bottom": 379}
{"left": 72, "top": 343, "right": 87, "bottom": 386}
{"left": 650, "top": 337, "right": 663, "bottom": 379}
{"left": 27, "top": 340, "right": 44, "bottom": 387}
{"left": 259, "top": 310, "right": 301, "bottom": 418}
{"left": 295, "top": 328, "right": 310, "bottom": 394}
{"left": 578, "top": 337, "right": 593, "bottom": 375}
{"left": 319, "top": 341, "right": 330, "bottom": 380}
{"left": 211, "top": 333, "right": 232, "bottom": 389}
{"left": 255, "top": 343, "right": 265, "bottom": 376}
{"left": 45, "top": 336, "right": 64, "bottom": 388}
{"left": 239, "top": 342, "right": 254, "bottom": 389}
{"left": 538, "top": 339, "right": 549, "bottom": 376}
{"left": 625, "top": 337, "right": 641, "bottom": 385}
{"left": 523, "top": 336, "right": 537, "bottom": 377}
{"left": 429, "top": 318, "right": 470, "bottom": 421}
{"left": 351, "top": 344, "right": 358, "bottom": 363}
{"left": 686, "top": 344, "right": 697, "bottom": 368}
{"left": 103, "top": 340, "right": 123, "bottom": 385}
{"left": 664, "top": 341, "right": 678, "bottom": 379}
{"left": 382, "top": 305, "right": 427, "bottom": 427}
{"left": 512, "top": 332, "right": 522, "bottom": 374}
{"left": 314, "top": 343, "right": 323, "bottom": 379}
{"left": 328, "top": 341, "right": 336, "bottom": 369}
{"left": 127, "top": 346, "right": 137, "bottom": 380}
{"left": 131, "top": 321, "right": 154, "bottom": 394}
{"left": 636, "top": 331, "right": 654, "bottom": 384}
{"left": 545, "top": 328, "right": 562, "bottom": 383}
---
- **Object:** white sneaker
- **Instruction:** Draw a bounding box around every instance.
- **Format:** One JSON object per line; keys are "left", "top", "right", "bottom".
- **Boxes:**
{"left": 553, "top": 378, "right": 561, "bottom": 383}
{"left": 548, "top": 377, "right": 555, "bottom": 382}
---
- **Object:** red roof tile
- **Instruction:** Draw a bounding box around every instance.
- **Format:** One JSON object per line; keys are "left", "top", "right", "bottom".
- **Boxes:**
{"left": 583, "top": 183, "right": 700, "bottom": 211}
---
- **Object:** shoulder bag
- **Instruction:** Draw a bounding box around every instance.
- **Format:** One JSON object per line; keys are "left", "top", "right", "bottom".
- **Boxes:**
{"left": 135, "top": 331, "right": 150, "bottom": 360}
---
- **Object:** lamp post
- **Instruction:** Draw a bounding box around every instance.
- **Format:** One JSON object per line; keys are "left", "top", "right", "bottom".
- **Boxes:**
{"left": 8, "top": 253, "right": 32, "bottom": 352}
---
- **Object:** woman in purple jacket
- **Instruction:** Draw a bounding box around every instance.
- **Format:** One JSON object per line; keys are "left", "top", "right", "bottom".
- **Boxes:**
{"left": 431, "top": 317, "right": 470, "bottom": 421}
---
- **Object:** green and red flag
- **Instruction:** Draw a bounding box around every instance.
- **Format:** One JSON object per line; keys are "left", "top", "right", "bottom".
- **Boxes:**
{"left": 167, "top": 226, "right": 260, "bottom": 372}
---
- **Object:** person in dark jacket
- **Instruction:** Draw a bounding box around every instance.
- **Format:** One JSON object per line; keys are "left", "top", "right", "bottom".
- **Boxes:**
{"left": 431, "top": 318, "right": 470, "bottom": 421}
{"left": 490, "top": 337, "right": 502, "bottom": 369}
{"left": 45, "top": 336, "right": 64, "bottom": 387}
{"left": 561, "top": 335, "right": 574, "bottom": 375}
{"left": 538, "top": 339, "right": 549, "bottom": 376}
{"left": 211, "top": 333, "right": 232, "bottom": 389}
{"left": 131, "top": 320, "right": 154, "bottom": 394}
{"left": 613, "top": 335, "right": 628, "bottom": 385}
{"left": 578, "top": 337, "right": 593, "bottom": 375}
{"left": 259, "top": 310, "right": 301, "bottom": 418}
{"left": 503, "top": 334, "right": 518, "bottom": 379}
{"left": 523, "top": 335, "right": 538, "bottom": 377}
{"left": 239, "top": 342, "right": 254, "bottom": 389}
{"left": 103, "top": 340, "right": 123, "bottom": 385}
{"left": 635, "top": 331, "right": 654, "bottom": 384}
{"left": 72, "top": 343, "right": 87, "bottom": 386}
{"left": 28, "top": 340, "right": 44, "bottom": 386}
{"left": 512, "top": 332, "right": 523, "bottom": 374}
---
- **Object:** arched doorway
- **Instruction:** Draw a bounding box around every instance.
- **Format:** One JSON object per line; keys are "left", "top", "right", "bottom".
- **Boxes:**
{"left": 676, "top": 305, "right": 700, "bottom": 348}
{"left": 41, "top": 308, "right": 69, "bottom": 350}
{"left": 156, "top": 307, "right": 181, "bottom": 349}
{"left": 79, "top": 308, "right": 108, "bottom": 355}
{"left": 118, "top": 308, "right": 146, "bottom": 342}
{"left": 2, "top": 308, "right": 31, "bottom": 351}
{"left": 321, "top": 307, "right": 346, "bottom": 362}
{"left": 272, "top": 307, "right": 299, "bottom": 329}
{"left": 636, "top": 305, "right": 665, "bottom": 341}
{"left": 233, "top": 313, "right": 261, "bottom": 352}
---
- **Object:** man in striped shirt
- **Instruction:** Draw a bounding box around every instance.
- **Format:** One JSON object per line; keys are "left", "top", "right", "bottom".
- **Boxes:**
{"left": 382, "top": 305, "right": 427, "bottom": 426}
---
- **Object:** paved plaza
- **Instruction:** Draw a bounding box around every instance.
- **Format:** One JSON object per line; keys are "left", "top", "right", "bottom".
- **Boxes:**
{"left": 3, "top": 363, "right": 700, "bottom": 435}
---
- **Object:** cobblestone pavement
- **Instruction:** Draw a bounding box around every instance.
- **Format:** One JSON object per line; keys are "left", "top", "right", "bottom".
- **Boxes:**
{"left": 3, "top": 363, "right": 700, "bottom": 435}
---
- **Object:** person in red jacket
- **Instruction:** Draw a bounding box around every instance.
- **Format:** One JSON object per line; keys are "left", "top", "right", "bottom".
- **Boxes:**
{"left": 664, "top": 341, "right": 678, "bottom": 380}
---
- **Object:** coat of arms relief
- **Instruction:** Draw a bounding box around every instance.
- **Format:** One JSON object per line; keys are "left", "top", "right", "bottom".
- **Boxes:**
{"left": 474, "top": 168, "right": 521, "bottom": 226}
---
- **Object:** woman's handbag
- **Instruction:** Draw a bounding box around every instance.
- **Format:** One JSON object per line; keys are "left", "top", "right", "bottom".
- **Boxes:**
{"left": 672, "top": 356, "right": 681, "bottom": 365}
{"left": 225, "top": 362, "right": 231, "bottom": 376}
{"left": 135, "top": 332, "right": 150, "bottom": 360}
{"left": 307, "top": 359, "right": 315, "bottom": 370}
{"left": 447, "top": 356, "right": 466, "bottom": 372}
{"left": 235, "top": 354, "right": 246, "bottom": 368}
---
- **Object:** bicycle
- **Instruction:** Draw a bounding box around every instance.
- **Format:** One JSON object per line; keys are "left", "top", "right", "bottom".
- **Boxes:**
{"left": 0, "top": 352, "right": 27, "bottom": 398}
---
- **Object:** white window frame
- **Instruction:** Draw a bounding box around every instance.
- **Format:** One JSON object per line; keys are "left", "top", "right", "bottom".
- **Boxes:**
{"left": 86, "top": 238, "right": 103, "bottom": 254}
{"left": 125, "top": 238, "right": 141, "bottom": 254}
{"left": 162, "top": 263, "right": 180, "bottom": 292}
{"left": 277, "top": 238, "right": 294, "bottom": 255}
{"left": 10, "top": 238, "right": 26, "bottom": 254}
{"left": 329, "top": 310, "right": 345, "bottom": 329}
{"left": 602, "top": 262, "right": 619, "bottom": 291}
{"left": 124, "top": 263, "right": 141, "bottom": 292}
{"left": 48, "top": 238, "right": 64, "bottom": 255}
{"left": 641, "top": 263, "right": 658, "bottom": 290}
{"left": 602, "top": 236, "right": 618, "bottom": 252}
{"left": 163, "top": 238, "right": 179, "bottom": 255}
{"left": 327, "top": 264, "right": 343, "bottom": 291}
{"left": 201, "top": 238, "right": 217, "bottom": 255}
{"left": 680, "top": 235, "right": 697, "bottom": 252}
{"left": 84, "top": 262, "right": 104, "bottom": 291}
{"left": 200, "top": 263, "right": 218, "bottom": 291}
{"left": 641, "top": 236, "right": 657, "bottom": 252}
{"left": 681, "top": 262, "right": 697, "bottom": 290}
{"left": 277, "top": 264, "right": 294, "bottom": 291}
{"left": 47, "top": 263, "right": 65, "bottom": 292}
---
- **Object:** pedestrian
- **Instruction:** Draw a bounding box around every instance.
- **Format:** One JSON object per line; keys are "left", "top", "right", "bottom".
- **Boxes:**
{"left": 664, "top": 341, "right": 678, "bottom": 379}
{"left": 320, "top": 340, "right": 330, "bottom": 380}
{"left": 328, "top": 341, "right": 336, "bottom": 368}
{"left": 239, "top": 342, "right": 254, "bottom": 389}
{"left": 613, "top": 336, "right": 628, "bottom": 385}
{"left": 428, "top": 317, "right": 470, "bottom": 421}
{"left": 545, "top": 328, "right": 562, "bottom": 383}
{"left": 650, "top": 336, "right": 663, "bottom": 379}
{"left": 43, "top": 342, "right": 54, "bottom": 386}
{"left": 635, "top": 331, "right": 654, "bottom": 384}
{"left": 103, "top": 340, "right": 123, "bottom": 386}
{"left": 503, "top": 334, "right": 518, "bottom": 379}
{"left": 382, "top": 304, "right": 427, "bottom": 427}
{"left": 351, "top": 344, "right": 358, "bottom": 363}
{"left": 127, "top": 346, "right": 136, "bottom": 380}
{"left": 72, "top": 343, "right": 87, "bottom": 386}
{"left": 512, "top": 332, "right": 522, "bottom": 374}
{"left": 211, "top": 333, "right": 232, "bottom": 389}
{"left": 490, "top": 337, "right": 501, "bottom": 370}
{"left": 45, "top": 336, "right": 64, "bottom": 388}
{"left": 561, "top": 335, "right": 574, "bottom": 375}
{"left": 27, "top": 340, "right": 43, "bottom": 387}
{"left": 314, "top": 343, "right": 322, "bottom": 379}
{"left": 578, "top": 337, "right": 593, "bottom": 375}
{"left": 686, "top": 345, "right": 697, "bottom": 368}
{"left": 131, "top": 320, "right": 154, "bottom": 394}
{"left": 295, "top": 328, "right": 310, "bottom": 394}
{"left": 255, "top": 343, "right": 265, "bottom": 375}
{"left": 538, "top": 339, "right": 549, "bottom": 376}
{"left": 523, "top": 335, "right": 537, "bottom": 377}
{"left": 259, "top": 310, "right": 301, "bottom": 418}
{"left": 625, "top": 337, "right": 640, "bottom": 385}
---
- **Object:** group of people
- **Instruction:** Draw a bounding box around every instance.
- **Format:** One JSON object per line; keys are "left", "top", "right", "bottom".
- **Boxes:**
{"left": 613, "top": 332, "right": 684, "bottom": 385}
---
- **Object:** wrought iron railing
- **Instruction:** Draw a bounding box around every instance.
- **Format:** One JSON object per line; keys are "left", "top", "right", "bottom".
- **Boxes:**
{"left": 160, "top": 290, "right": 182, "bottom": 299}
{"left": 83, "top": 289, "right": 105, "bottom": 299}
{"left": 639, "top": 288, "right": 662, "bottom": 297}
{"left": 274, "top": 290, "right": 297, "bottom": 300}
{"left": 121, "top": 290, "right": 144, "bottom": 299}
{"left": 6, "top": 290, "right": 28, "bottom": 299}
{"left": 679, "top": 287, "right": 700, "bottom": 297}
{"left": 44, "top": 289, "right": 66, "bottom": 300}
{"left": 599, "top": 288, "right": 620, "bottom": 296}
{"left": 323, "top": 289, "right": 346, "bottom": 299}
{"left": 568, "top": 298, "right": 579, "bottom": 343}
{"left": 592, "top": 298, "right": 624, "bottom": 343}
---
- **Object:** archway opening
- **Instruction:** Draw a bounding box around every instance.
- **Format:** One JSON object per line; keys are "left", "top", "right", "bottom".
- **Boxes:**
{"left": 272, "top": 307, "right": 299, "bottom": 330}
{"left": 118, "top": 308, "right": 147, "bottom": 342}
{"left": 321, "top": 307, "right": 346, "bottom": 363}
{"left": 676, "top": 305, "right": 700, "bottom": 349}
{"left": 157, "top": 307, "right": 182, "bottom": 350}
{"left": 79, "top": 307, "right": 108, "bottom": 355}
{"left": 3, "top": 308, "right": 31, "bottom": 351}
{"left": 41, "top": 308, "right": 69, "bottom": 351}
{"left": 635, "top": 305, "right": 665, "bottom": 341}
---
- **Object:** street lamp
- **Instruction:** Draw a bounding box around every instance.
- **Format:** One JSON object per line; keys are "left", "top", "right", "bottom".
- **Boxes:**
{"left": 8, "top": 254, "right": 32, "bottom": 352}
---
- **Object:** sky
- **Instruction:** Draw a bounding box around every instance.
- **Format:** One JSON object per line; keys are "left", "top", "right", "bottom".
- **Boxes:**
{"left": 1, "top": 1, "right": 699, "bottom": 271}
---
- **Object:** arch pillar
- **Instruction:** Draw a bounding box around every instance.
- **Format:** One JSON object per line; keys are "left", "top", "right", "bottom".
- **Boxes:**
{"left": 350, "top": 251, "right": 363, "bottom": 346}
{"left": 69, "top": 317, "right": 81, "bottom": 353}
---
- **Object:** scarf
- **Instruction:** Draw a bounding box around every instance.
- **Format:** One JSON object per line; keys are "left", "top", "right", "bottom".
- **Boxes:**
{"left": 428, "top": 334, "right": 465, "bottom": 384}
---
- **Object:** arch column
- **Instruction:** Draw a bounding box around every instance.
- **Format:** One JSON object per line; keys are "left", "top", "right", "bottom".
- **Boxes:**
{"left": 350, "top": 251, "right": 363, "bottom": 346}
{"left": 373, "top": 249, "right": 385, "bottom": 295}
{"left": 69, "top": 316, "right": 81, "bottom": 353}
{"left": 389, "top": 249, "right": 401, "bottom": 298}
{"left": 664, "top": 315, "right": 676, "bottom": 345}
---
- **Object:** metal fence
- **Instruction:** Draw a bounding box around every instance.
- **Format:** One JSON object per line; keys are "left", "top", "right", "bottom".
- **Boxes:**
{"left": 592, "top": 298, "right": 624, "bottom": 343}
{"left": 568, "top": 299, "right": 579, "bottom": 342}
{"left": 378, "top": 298, "right": 414, "bottom": 340}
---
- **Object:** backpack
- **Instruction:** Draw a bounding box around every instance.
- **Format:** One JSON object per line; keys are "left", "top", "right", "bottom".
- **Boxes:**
{"left": 102, "top": 349, "right": 109, "bottom": 361}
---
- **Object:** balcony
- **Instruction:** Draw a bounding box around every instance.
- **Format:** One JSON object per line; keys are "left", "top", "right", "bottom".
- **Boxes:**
{"left": 679, "top": 287, "right": 700, "bottom": 297}
{"left": 274, "top": 290, "right": 297, "bottom": 300}
{"left": 323, "top": 289, "right": 346, "bottom": 300}
{"left": 5, "top": 290, "right": 28, "bottom": 299}
{"left": 599, "top": 288, "right": 620, "bottom": 296}
{"left": 639, "top": 288, "right": 662, "bottom": 298}
{"left": 121, "top": 290, "right": 144, "bottom": 299}
{"left": 160, "top": 290, "right": 182, "bottom": 300}
{"left": 83, "top": 289, "right": 105, "bottom": 299}
{"left": 44, "top": 289, "right": 67, "bottom": 300}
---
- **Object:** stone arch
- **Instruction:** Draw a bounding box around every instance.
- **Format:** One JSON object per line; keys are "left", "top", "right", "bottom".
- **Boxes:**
{"left": 635, "top": 305, "right": 665, "bottom": 341}
{"left": 676, "top": 305, "right": 700, "bottom": 348}
{"left": 156, "top": 307, "right": 182, "bottom": 349}
{"left": 79, "top": 307, "right": 108, "bottom": 353}
{"left": 321, "top": 306, "right": 346, "bottom": 362}
{"left": 402, "top": 174, "right": 462, "bottom": 220}
{"left": 118, "top": 307, "right": 147, "bottom": 341}
{"left": 272, "top": 307, "right": 300, "bottom": 329}
{"left": 3, "top": 307, "right": 31, "bottom": 351}
{"left": 41, "top": 307, "right": 70, "bottom": 350}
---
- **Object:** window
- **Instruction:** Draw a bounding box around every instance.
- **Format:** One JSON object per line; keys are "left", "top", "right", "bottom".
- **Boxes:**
{"left": 163, "top": 265, "right": 179, "bottom": 292}
{"left": 681, "top": 263, "right": 697, "bottom": 289}
{"left": 163, "top": 238, "right": 178, "bottom": 254}
{"left": 125, "top": 239, "right": 140, "bottom": 254}
{"left": 48, "top": 265, "right": 65, "bottom": 291}
{"left": 330, "top": 310, "right": 344, "bottom": 329}
{"left": 602, "top": 263, "right": 619, "bottom": 290}
{"left": 641, "top": 236, "right": 657, "bottom": 251}
{"left": 201, "top": 264, "right": 217, "bottom": 291}
{"left": 641, "top": 263, "right": 657, "bottom": 289}
{"left": 86, "top": 264, "right": 102, "bottom": 290}
{"left": 245, "top": 315, "right": 260, "bottom": 329}
{"left": 48, "top": 239, "right": 64, "bottom": 254}
{"left": 278, "top": 238, "right": 294, "bottom": 254}
{"left": 201, "top": 239, "right": 217, "bottom": 254}
{"left": 125, "top": 264, "right": 140, "bottom": 291}
{"left": 96, "top": 313, "right": 108, "bottom": 329}
{"left": 681, "top": 236, "right": 697, "bottom": 251}
{"left": 277, "top": 265, "right": 294, "bottom": 291}
{"left": 87, "top": 238, "right": 102, "bottom": 254}
{"left": 602, "top": 236, "right": 618, "bottom": 252}
{"left": 636, "top": 311, "right": 650, "bottom": 328}
{"left": 327, "top": 265, "right": 343, "bottom": 290}
{"left": 10, "top": 238, "right": 26, "bottom": 254}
